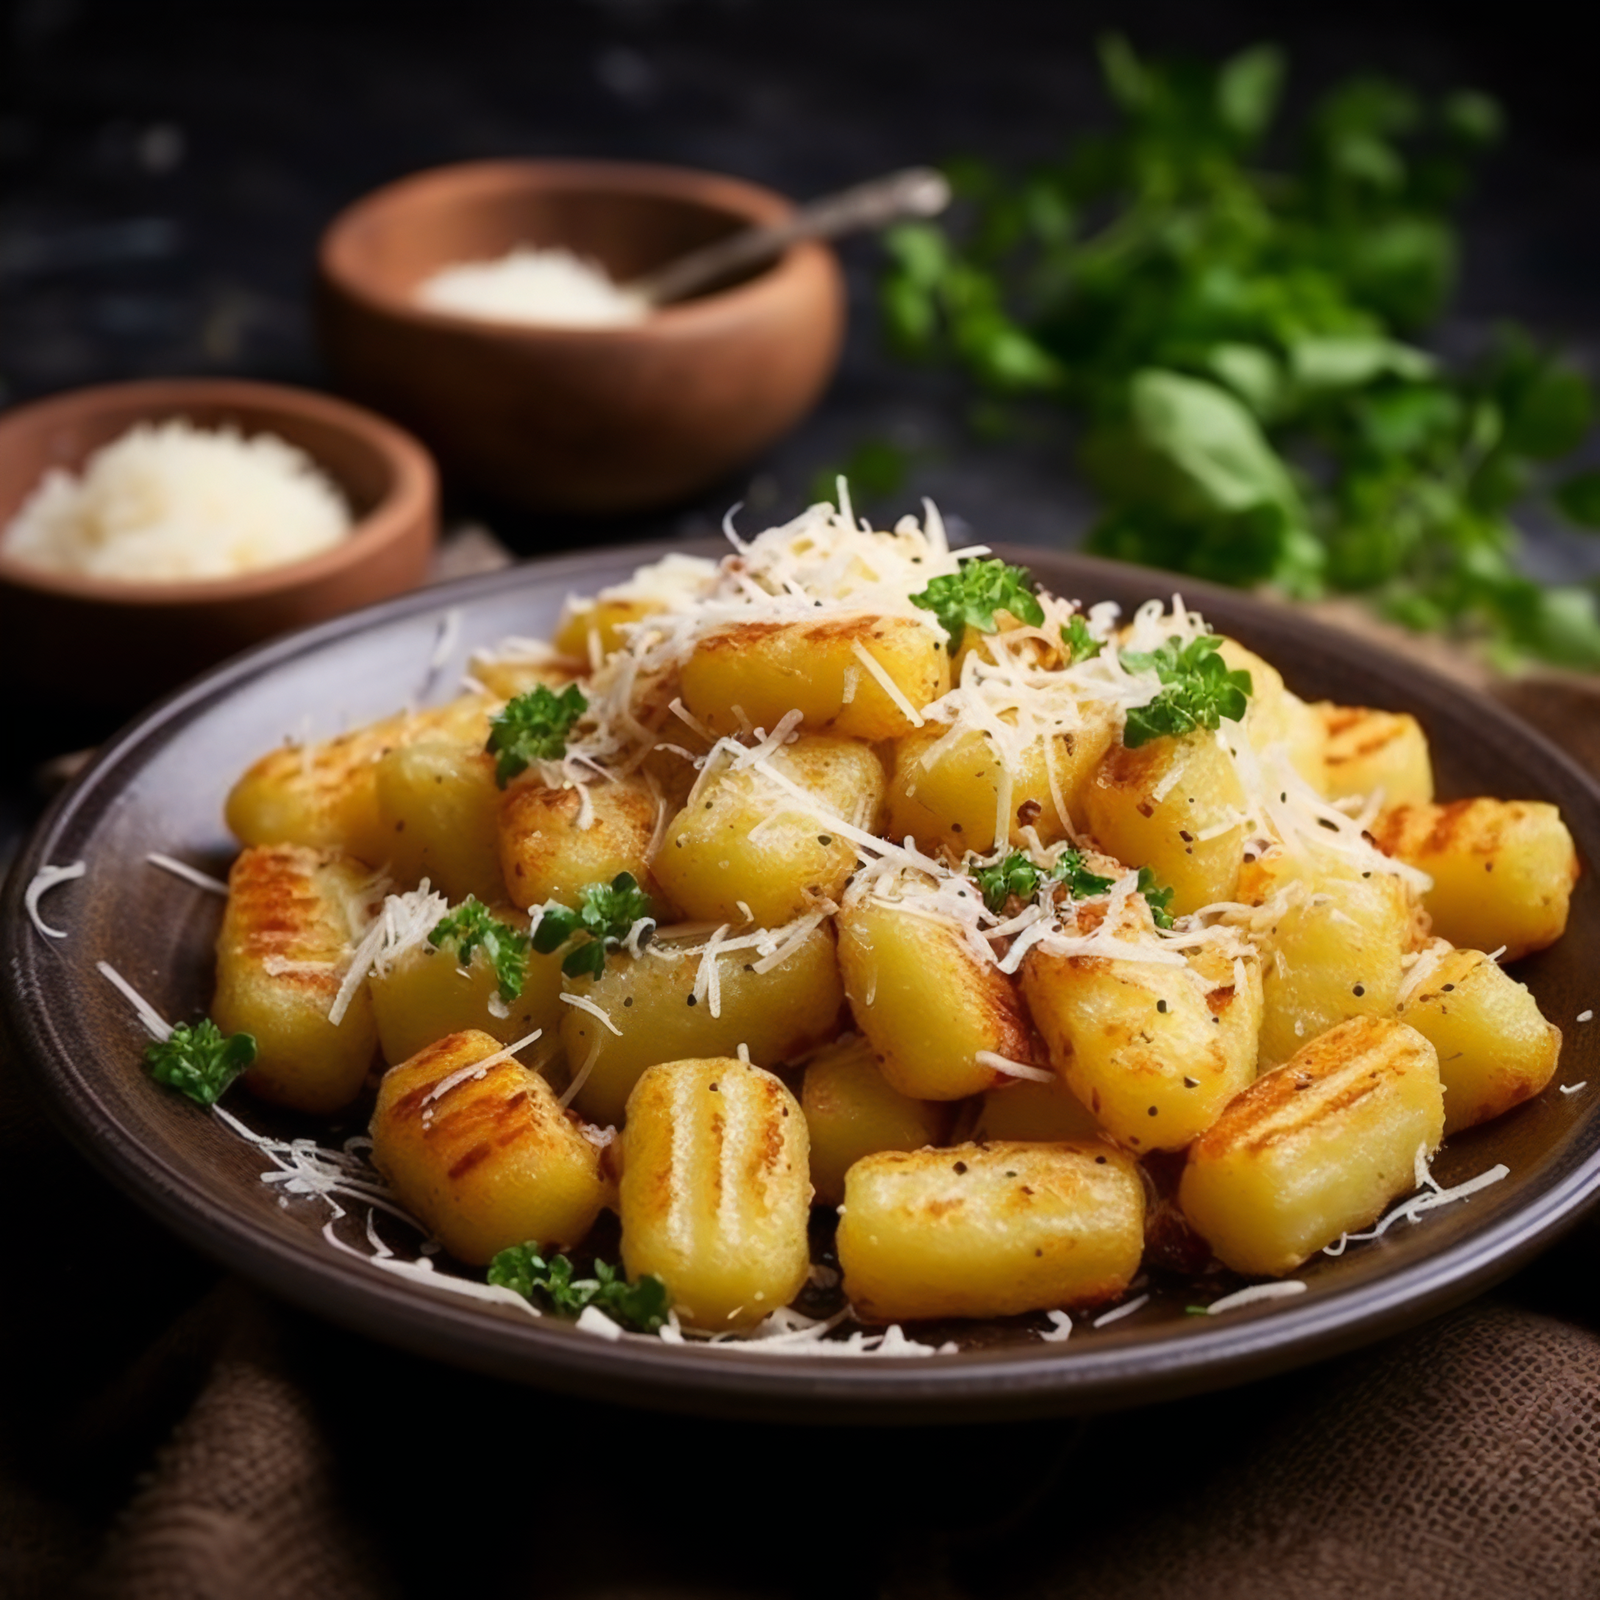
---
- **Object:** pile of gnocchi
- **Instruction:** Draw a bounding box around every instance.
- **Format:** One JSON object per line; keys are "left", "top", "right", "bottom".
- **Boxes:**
{"left": 211, "top": 497, "right": 1579, "bottom": 1337}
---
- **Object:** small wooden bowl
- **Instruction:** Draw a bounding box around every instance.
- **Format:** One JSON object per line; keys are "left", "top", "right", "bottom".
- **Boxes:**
{"left": 316, "top": 159, "right": 847, "bottom": 514}
{"left": 0, "top": 379, "right": 438, "bottom": 708}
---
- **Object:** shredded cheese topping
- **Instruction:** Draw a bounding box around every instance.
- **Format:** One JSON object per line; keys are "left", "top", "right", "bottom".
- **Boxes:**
{"left": 25, "top": 860, "right": 86, "bottom": 939}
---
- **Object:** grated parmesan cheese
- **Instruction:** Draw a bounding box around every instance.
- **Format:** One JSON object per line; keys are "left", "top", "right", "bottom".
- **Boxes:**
{"left": 416, "top": 245, "right": 650, "bottom": 328}
{"left": 1092, "top": 1294, "right": 1150, "bottom": 1328}
{"left": 146, "top": 852, "right": 229, "bottom": 895}
{"left": 3, "top": 418, "right": 351, "bottom": 582}
{"left": 1204, "top": 1280, "right": 1307, "bottom": 1314}
{"left": 25, "top": 860, "right": 86, "bottom": 939}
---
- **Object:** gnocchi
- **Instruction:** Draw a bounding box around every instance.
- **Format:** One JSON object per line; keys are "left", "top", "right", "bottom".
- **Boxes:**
{"left": 190, "top": 495, "right": 1574, "bottom": 1349}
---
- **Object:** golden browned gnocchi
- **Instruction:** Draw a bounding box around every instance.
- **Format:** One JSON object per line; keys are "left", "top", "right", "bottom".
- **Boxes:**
{"left": 191, "top": 494, "right": 1573, "bottom": 1348}
{"left": 619, "top": 1057, "right": 811, "bottom": 1331}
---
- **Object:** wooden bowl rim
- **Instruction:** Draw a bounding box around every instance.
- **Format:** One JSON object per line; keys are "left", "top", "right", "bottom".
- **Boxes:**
{"left": 0, "top": 378, "right": 438, "bottom": 608}
{"left": 317, "top": 156, "right": 837, "bottom": 342}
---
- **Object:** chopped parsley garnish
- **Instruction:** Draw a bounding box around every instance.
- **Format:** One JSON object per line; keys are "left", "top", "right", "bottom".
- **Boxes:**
{"left": 974, "top": 851, "right": 1046, "bottom": 914}
{"left": 532, "top": 872, "right": 655, "bottom": 980}
{"left": 911, "top": 558, "right": 1045, "bottom": 646}
{"left": 428, "top": 897, "right": 531, "bottom": 1001}
{"left": 144, "top": 1019, "right": 256, "bottom": 1107}
{"left": 973, "top": 849, "right": 1176, "bottom": 930}
{"left": 1138, "top": 866, "right": 1177, "bottom": 929}
{"left": 485, "top": 683, "right": 587, "bottom": 787}
{"left": 1120, "top": 634, "right": 1253, "bottom": 748}
{"left": 973, "top": 847, "right": 1118, "bottom": 914}
{"left": 1054, "top": 847, "right": 1118, "bottom": 900}
{"left": 487, "top": 1244, "right": 671, "bottom": 1333}
{"left": 1062, "top": 614, "right": 1104, "bottom": 663}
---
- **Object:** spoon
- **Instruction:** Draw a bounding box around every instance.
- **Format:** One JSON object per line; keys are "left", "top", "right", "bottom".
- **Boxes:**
{"left": 626, "top": 165, "right": 952, "bottom": 308}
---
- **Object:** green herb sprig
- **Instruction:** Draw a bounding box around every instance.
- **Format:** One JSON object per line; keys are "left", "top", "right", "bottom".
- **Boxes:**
{"left": 911, "top": 558, "right": 1045, "bottom": 646}
{"left": 485, "top": 684, "right": 587, "bottom": 787}
{"left": 144, "top": 1019, "right": 256, "bottom": 1107}
{"left": 973, "top": 851, "right": 1047, "bottom": 914}
{"left": 879, "top": 37, "right": 1600, "bottom": 672}
{"left": 428, "top": 897, "right": 531, "bottom": 1001}
{"left": 1137, "top": 866, "right": 1177, "bottom": 930}
{"left": 973, "top": 848, "right": 1121, "bottom": 914}
{"left": 1121, "top": 635, "right": 1253, "bottom": 748}
{"left": 1054, "top": 848, "right": 1119, "bottom": 901}
{"left": 1062, "top": 615, "right": 1104, "bottom": 663}
{"left": 532, "top": 872, "right": 655, "bottom": 980}
{"left": 488, "top": 1244, "right": 671, "bottom": 1333}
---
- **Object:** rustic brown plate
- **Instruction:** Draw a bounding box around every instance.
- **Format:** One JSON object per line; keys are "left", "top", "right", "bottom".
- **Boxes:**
{"left": 4, "top": 540, "right": 1598, "bottom": 1425}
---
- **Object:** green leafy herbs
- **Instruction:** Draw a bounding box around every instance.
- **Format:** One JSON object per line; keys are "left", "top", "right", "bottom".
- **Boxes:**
{"left": 878, "top": 38, "right": 1600, "bottom": 671}
{"left": 532, "top": 872, "right": 654, "bottom": 980}
{"left": 485, "top": 683, "right": 587, "bottom": 787}
{"left": 974, "top": 851, "right": 1047, "bottom": 913}
{"left": 911, "top": 558, "right": 1045, "bottom": 646}
{"left": 1137, "top": 866, "right": 1177, "bottom": 930}
{"left": 487, "top": 1245, "right": 671, "bottom": 1333}
{"left": 1054, "top": 848, "right": 1118, "bottom": 900}
{"left": 144, "top": 1020, "right": 256, "bottom": 1107}
{"left": 1061, "top": 614, "right": 1104, "bottom": 662}
{"left": 973, "top": 848, "right": 1119, "bottom": 914}
{"left": 1120, "top": 635, "right": 1253, "bottom": 747}
{"left": 428, "top": 897, "right": 531, "bottom": 1001}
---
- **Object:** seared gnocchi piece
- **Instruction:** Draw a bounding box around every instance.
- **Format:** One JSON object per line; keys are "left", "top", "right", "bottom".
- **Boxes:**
{"left": 225, "top": 694, "right": 494, "bottom": 866}
{"left": 212, "top": 843, "right": 381, "bottom": 1115}
{"left": 499, "top": 774, "right": 664, "bottom": 912}
{"left": 1255, "top": 862, "right": 1413, "bottom": 1069}
{"left": 620, "top": 1057, "right": 811, "bottom": 1332}
{"left": 800, "top": 1034, "right": 952, "bottom": 1206}
{"left": 371, "top": 1030, "right": 609, "bottom": 1265}
{"left": 837, "top": 1141, "right": 1145, "bottom": 1322}
{"left": 885, "top": 714, "right": 1114, "bottom": 857}
{"left": 1370, "top": 799, "right": 1578, "bottom": 962}
{"left": 553, "top": 596, "right": 663, "bottom": 664}
{"left": 1316, "top": 704, "right": 1434, "bottom": 806}
{"left": 653, "top": 735, "right": 885, "bottom": 926}
{"left": 559, "top": 923, "right": 844, "bottom": 1126}
{"left": 374, "top": 741, "right": 505, "bottom": 905}
{"left": 368, "top": 915, "right": 568, "bottom": 1069}
{"left": 966, "top": 1074, "right": 1103, "bottom": 1144}
{"left": 469, "top": 657, "right": 581, "bottom": 702}
{"left": 1022, "top": 906, "right": 1262, "bottom": 1152}
{"left": 836, "top": 894, "right": 1030, "bottom": 1101}
{"left": 679, "top": 615, "right": 950, "bottom": 741}
{"left": 1179, "top": 1016, "right": 1445, "bottom": 1276}
{"left": 1082, "top": 730, "right": 1248, "bottom": 916}
{"left": 1218, "top": 640, "right": 1326, "bottom": 791}
{"left": 1397, "top": 943, "right": 1562, "bottom": 1134}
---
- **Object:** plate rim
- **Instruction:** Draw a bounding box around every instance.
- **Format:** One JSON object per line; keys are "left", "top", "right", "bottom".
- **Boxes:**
{"left": 5, "top": 538, "right": 1599, "bottom": 1425}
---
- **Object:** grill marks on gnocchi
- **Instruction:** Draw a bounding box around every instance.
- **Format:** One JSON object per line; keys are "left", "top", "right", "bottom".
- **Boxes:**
{"left": 209, "top": 496, "right": 1579, "bottom": 1339}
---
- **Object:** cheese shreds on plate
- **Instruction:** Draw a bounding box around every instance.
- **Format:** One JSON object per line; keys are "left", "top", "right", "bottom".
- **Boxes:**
{"left": 126, "top": 486, "right": 1577, "bottom": 1362}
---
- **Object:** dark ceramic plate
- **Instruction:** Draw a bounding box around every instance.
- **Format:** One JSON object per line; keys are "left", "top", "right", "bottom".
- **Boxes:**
{"left": 4, "top": 542, "right": 1599, "bottom": 1424}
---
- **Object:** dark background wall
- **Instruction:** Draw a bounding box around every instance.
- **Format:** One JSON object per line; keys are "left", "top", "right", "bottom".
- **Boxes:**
{"left": 3, "top": 0, "right": 1599, "bottom": 558}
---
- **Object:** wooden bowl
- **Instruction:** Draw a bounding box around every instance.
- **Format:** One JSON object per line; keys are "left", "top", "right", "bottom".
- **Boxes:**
{"left": 0, "top": 379, "right": 438, "bottom": 708}
{"left": 316, "top": 159, "right": 847, "bottom": 514}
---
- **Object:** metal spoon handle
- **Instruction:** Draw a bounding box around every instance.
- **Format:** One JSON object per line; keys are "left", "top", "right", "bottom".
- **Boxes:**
{"left": 628, "top": 165, "right": 951, "bottom": 307}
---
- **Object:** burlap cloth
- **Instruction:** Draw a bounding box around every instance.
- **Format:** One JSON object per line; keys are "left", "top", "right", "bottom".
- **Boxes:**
{"left": 3, "top": 675, "right": 1598, "bottom": 1600}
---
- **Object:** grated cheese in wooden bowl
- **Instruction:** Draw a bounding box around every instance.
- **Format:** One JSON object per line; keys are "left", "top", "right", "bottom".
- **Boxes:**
{"left": 0, "top": 418, "right": 353, "bottom": 583}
